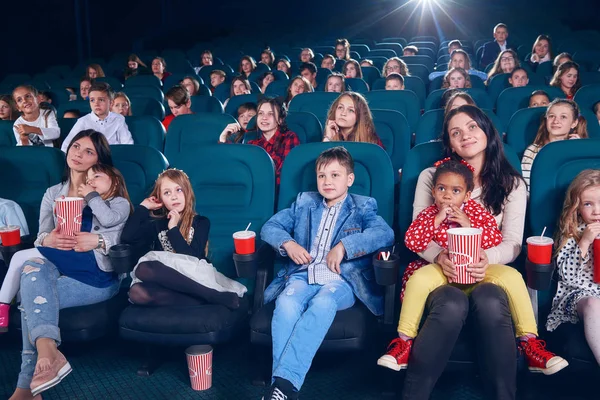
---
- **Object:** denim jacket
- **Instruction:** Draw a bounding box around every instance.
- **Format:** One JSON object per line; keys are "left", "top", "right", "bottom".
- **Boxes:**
{"left": 261, "top": 192, "right": 394, "bottom": 316}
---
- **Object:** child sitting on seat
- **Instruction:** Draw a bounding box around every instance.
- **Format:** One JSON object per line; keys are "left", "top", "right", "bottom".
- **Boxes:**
{"left": 403, "top": 45, "right": 419, "bottom": 56}
{"left": 324, "top": 73, "right": 345, "bottom": 93}
{"left": 123, "top": 169, "right": 246, "bottom": 309}
{"left": 323, "top": 92, "right": 383, "bottom": 147}
{"left": 378, "top": 159, "right": 568, "bottom": 375}
{"left": 0, "top": 95, "right": 18, "bottom": 121}
{"left": 61, "top": 82, "right": 133, "bottom": 150}
{"left": 284, "top": 76, "right": 313, "bottom": 108}
{"left": 261, "top": 146, "right": 394, "bottom": 399}
{"left": 522, "top": 99, "right": 588, "bottom": 191}
{"left": 594, "top": 101, "right": 600, "bottom": 125}
{"left": 218, "top": 102, "right": 257, "bottom": 143}
{"left": 111, "top": 92, "right": 132, "bottom": 117}
{"left": 442, "top": 68, "right": 472, "bottom": 89}
{"left": 161, "top": 85, "right": 193, "bottom": 130}
{"left": 385, "top": 73, "right": 404, "bottom": 91}
{"left": 547, "top": 169, "right": 600, "bottom": 365}
{"left": 528, "top": 90, "right": 550, "bottom": 108}
{"left": 181, "top": 76, "right": 201, "bottom": 96}
{"left": 550, "top": 61, "right": 581, "bottom": 99}
{"left": 0, "top": 163, "right": 132, "bottom": 331}
{"left": 12, "top": 85, "right": 60, "bottom": 147}
{"left": 209, "top": 70, "right": 226, "bottom": 93}
{"left": 509, "top": 67, "right": 529, "bottom": 88}
{"left": 342, "top": 59, "right": 362, "bottom": 79}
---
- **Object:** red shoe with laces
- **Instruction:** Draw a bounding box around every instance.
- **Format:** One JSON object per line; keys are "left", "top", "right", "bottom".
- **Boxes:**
{"left": 377, "top": 337, "right": 413, "bottom": 371}
{"left": 0, "top": 303, "right": 9, "bottom": 332}
{"left": 519, "top": 336, "right": 569, "bottom": 375}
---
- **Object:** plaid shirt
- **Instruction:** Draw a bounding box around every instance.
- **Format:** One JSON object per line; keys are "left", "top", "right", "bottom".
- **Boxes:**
{"left": 249, "top": 129, "right": 300, "bottom": 185}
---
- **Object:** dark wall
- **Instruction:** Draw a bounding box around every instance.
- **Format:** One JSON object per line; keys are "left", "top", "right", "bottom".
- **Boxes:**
{"left": 1, "top": 0, "right": 595, "bottom": 76}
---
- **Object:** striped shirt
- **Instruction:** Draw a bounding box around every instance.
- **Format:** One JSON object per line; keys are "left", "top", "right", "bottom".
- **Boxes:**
{"left": 303, "top": 196, "right": 347, "bottom": 285}
{"left": 521, "top": 143, "right": 541, "bottom": 192}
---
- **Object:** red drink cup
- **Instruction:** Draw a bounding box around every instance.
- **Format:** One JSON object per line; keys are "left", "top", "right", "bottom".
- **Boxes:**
{"left": 186, "top": 345, "right": 213, "bottom": 391}
{"left": 526, "top": 236, "right": 554, "bottom": 264}
{"left": 233, "top": 231, "right": 256, "bottom": 254}
{"left": 594, "top": 238, "right": 600, "bottom": 284}
{"left": 55, "top": 197, "right": 84, "bottom": 236}
{"left": 0, "top": 226, "right": 21, "bottom": 246}
{"left": 447, "top": 228, "right": 482, "bottom": 284}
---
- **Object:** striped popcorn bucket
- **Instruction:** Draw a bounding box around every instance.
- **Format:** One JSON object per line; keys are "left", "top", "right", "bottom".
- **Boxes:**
{"left": 447, "top": 228, "right": 482, "bottom": 284}
{"left": 185, "top": 345, "right": 213, "bottom": 391}
{"left": 55, "top": 197, "right": 84, "bottom": 236}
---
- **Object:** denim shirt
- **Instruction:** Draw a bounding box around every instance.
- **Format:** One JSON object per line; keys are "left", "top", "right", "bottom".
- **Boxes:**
{"left": 261, "top": 192, "right": 395, "bottom": 316}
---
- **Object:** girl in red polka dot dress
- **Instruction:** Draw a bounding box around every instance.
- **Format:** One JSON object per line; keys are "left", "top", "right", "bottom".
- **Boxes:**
{"left": 377, "top": 158, "right": 568, "bottom": 375}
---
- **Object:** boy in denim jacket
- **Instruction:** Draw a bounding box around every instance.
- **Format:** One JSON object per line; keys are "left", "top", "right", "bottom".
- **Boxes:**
{"left": 260, "top": 146, "right": 394, "bottom": 399}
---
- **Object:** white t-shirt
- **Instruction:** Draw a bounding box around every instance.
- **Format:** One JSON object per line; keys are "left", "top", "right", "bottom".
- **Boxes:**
{"left": 13, "top": 109, "right": 60, "bottom": 147}
{"left": 61, "top": 111, "right": 133, "bottom": 152}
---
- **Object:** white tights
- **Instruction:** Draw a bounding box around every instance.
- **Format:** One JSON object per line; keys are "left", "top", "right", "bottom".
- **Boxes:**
{"left": 0, "top": 248, "right": 43, "bottom": 304}
{"left": 577, "top": 296, "right": 600, "bottom": 365}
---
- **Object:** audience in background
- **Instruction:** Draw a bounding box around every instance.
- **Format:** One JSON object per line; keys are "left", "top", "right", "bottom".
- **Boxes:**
{"left": 181, "top": 76, "right": 201, "bottom": 96}
{"left": 285, "top": 76, "right": 313, "bottom": 107}
{"left": 161, "top": 85, "right": 193, "bottom": 130}
{"left": 403, "top": 45, "right": 419, "bottom": 56}
{"left": 300, "top": 48, "right": 314, "bottom": 63}
{"left": 383, "top": 57, "right": 410, "bottom": 77}
{"left": 321, "top": 54, "right": 336, "bottom": 70}
{"left": 12, "top": 85, "right": 59, "bottom": 147}
{"left": 299, "top": 62, "right": 318, "bottom": 89}
{"left": 335, "top": 38, "right": 351, "bottom": 60}
{"left": 239, "top": 56, "right": 256, "bottom": 78}
{"left": 112, "top": 92, "right": 132, "bottom": 117}
{"left": 151, "top": 57, "right": 172, "bottom": 84}
{"left": 343, "top": 59, "right": 362, "bottom": 79}
{"left": 486, "top": 49, "right": 520, "bottom": 84}
{"left": 0, "top": 95, "right": 18, "bottom": 121}
{"left": 509, "top": 67, "right": 529, "bottom": 88}
{"left": 324, "top": 73, "right": 345, "bottom": 93}
{"left": 481, "top": 23, "right": 517, "bottom": 67}
{"left": 550, "top": 61, "right": 581, "bottom": 99}
{"left": 124, "top": 54, "right": 147, "bottom": 80}
{"left": 385, "top": 73, "right": 405, "bottom": 90}
{"left": 528, "top": 90, "right": 551, "bottom": 108}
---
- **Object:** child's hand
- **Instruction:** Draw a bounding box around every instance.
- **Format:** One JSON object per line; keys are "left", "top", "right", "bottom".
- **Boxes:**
{"left": 77, "top": 182, "right": 94, "bottom": 197}
{"left": 435, "top": 249, "right": 457, "bottom": 283}
{"left": 434, "top": 205, "right": 451, "bottom": 228}
{"left": 568, "top": 133, "right": 582, "bottom": 140}
{"left": 167, "top": 210, "right": 181, "bottom": 230}
{"left": 326, "top": 242, "right": 345, "bottom": 274}
{"left": 324, "top": 120, "right": 339, "bottom": 140}
{"left": 447, "top": 205, "right": 471, "bottom": 227}
{"left": 141, "top": 196, "right": 163, "bottom": 210}
{"left": 219, "top": 123, "right": 241, "bottom": 142}
{"left": 581, "top": 222, "right": 600, "bottom": 248}
{"left": 283, "top": 241, "right": 312, "bottom": 265}
{"left": 466, "top": 249, "right": 489, "bottom": 282}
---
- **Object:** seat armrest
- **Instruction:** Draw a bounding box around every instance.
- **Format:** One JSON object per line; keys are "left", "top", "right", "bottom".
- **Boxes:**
{"left": 524, "top": 258, "right": 556, "bottom": 291}
{"left": 232, "top": 240, "right": 274, "bottom": 314}
{"left": 0, "top": 235, "right": 36, "bottom": 265}
{"left": 372, "top": 247, "right": 399, "bottom": 327}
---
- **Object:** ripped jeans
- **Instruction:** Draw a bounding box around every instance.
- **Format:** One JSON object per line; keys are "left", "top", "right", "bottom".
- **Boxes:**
{"left": 271, "top": 271, "right": 355, "bottom": 391}
{"left": 17, "top": 257, "right": 120, "bottom": 389}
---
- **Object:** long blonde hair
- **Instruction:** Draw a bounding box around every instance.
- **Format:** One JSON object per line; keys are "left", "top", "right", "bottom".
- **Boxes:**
{"left": 532, "top": 99, "right": 588, "bottom": 147}
{"left": 325, "top": 92, "right": 378, "bottom": 144}
{"left": 150, "top": 169, "right": 197, "bottom": 244}
{"left": 556, "top": 169, "right": 600, "bottom": 252}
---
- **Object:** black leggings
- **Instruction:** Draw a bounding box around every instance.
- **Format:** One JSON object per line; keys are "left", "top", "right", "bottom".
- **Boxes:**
{"left": 128, "top": 261, "right": 240, "bottom": 309}
{"left": 402, "top": 283, "right": 517, "bottom": 400}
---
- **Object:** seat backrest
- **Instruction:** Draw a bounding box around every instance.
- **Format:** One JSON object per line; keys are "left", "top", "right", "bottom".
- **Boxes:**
{"left": 345, "top": 78, "right": 369, "bottom": 94}
{"left": 174, "top": 144, "right": 275, "bottom": 281}
{"left": 96, "top": 77, "right": 123, "bottom": 91}
{"left": 374, "top": 43, "right": 403, "bottom": 57}
{"left": 496, "top": 86, "right": 565, "bottom": 127}
{"left": 190, "top": 95, "right": 224, "bottom": 114}
{"left": 288, "top": 92, "right": 339, "bottom": 126}
{"left": 265, "top": 80, "right": 288, "bottom": 98}
{"left": 425, "top": 88, "right": 493, "bottom": 111}
{"left": 278, "top": 142, "right": 395, "bottom": 225}
{"left": 123, "top": 85, "right": 165, "bottom": 103}
{"left": 361, "top": 66, "right": 382, "bottom": 87}
{"left": 364, "top": 90, "right": 420, "bottom": 133}
{"left": 272, "top": 70, "right": 289, "bottom": 81}
{"left": 213, "top": 83, "right": 231, "bottom": 104}
{"left": 369, "top": 49, "right": 395, "bottom": 59}
{"left": 124, "top": 116, "right": 166, "bottom": 151}
{"left": 224, "top": 93, "right": 259, "bottom": 116}
{"left": 110, "top": 144, "right": 168, "bottom": 205}
{"left": 130, "top": 97, "right": 165, "bottom": 120}
{"left": 400, "top": 56, "right": 434, "bottom": 72}
{"left": 287, "top": 111, "right": 323, "bottom": 143}
{"left": 414, "top": 108, "right": 504, "bottom": 145}
{"left": 573, "top": 83, "right": 600, "bottom": 112}
{"left": 124, "top": 74, "right": 163, "bottom": 88}
{"left": 404, "top": 64, "right": 429, "bottom": 83}
{"left": 371, "top": 109, "right": 411, "bottom": 179}
{"left": 164, "top": 113, "right": 237, "bottom": 160}
{"left": 0, "top": 147, "right": 65, "bottom": 234}
{"left": 0, "top": 120, "right": 16, "bottom": 146}
{"left": 58, "top": 100, "right": 91, "bottom": 118}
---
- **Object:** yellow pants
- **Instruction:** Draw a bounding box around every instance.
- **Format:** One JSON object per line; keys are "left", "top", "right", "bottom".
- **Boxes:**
{"left": 397, "top": 263, "right": 538, "bottom": 338}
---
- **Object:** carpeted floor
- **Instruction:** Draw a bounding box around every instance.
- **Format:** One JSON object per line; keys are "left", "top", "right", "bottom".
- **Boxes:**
{"left": 0, "top": 331, "right": 596, "bottom": 399}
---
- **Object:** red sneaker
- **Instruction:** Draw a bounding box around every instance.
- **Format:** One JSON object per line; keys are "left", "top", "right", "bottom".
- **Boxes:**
{"left": 519, "top": 337, "right": 569, "bottom": 375}
{"left": 0, "top": 303, "right": 9, "bottom": 332}
{"left": 377, "top": 337, "right": 413, "bottom": 371}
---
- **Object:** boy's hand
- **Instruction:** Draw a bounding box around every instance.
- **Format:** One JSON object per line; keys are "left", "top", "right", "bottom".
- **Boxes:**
{"left": 283, "top": 241, "right": 312, "bottom": 265}
{"left": 326, "top": 242, "right": 345, "bottom": 274}
{"left": 447, "top": 205, "right": 471, "bottom": 227}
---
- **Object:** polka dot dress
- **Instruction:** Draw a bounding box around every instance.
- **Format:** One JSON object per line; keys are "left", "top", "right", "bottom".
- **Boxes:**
{"left": 546, "top": 225, "right": 600, "bottom": 332}
{"left": 400, "top": 200, "right": 503, "bottom": 301}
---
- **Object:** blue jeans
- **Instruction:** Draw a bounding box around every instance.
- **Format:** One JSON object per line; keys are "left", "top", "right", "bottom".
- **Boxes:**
{"left": 16, "top": 256, "right": 120, "bottom": 389}
{"left": 271, "top": 271, "right": 355, "bottom": 390}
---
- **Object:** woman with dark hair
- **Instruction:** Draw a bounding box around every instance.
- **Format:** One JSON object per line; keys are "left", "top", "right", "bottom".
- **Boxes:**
{"left": 550, "top": 61, "right": 581, "bottom": 99}
{"left": 239, "top": 55, "right": 256, "bottom": 78}
{"left": 527, "top": 35, "right": 553, "bottom": 70}
{"left": 0, "top": 94, "right": 19, "bottom": 121}
{"left": 124, "top": 54, "right": 148, "bottom": 80}
{"left": 8, "top": 130, "right": 125, "bottom": 399}
{"left": 397, "top": 105, "right": 561, "bottom": 399}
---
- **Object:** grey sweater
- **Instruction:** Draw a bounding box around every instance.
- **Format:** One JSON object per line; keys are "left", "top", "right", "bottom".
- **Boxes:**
{"left": 34, "top": 181, "right": 131, "bottom": 272}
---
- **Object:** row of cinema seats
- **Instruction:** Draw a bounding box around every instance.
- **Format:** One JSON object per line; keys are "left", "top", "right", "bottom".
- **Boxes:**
{"left": 0, "top": 138, "right": 597, "bottom": 385}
